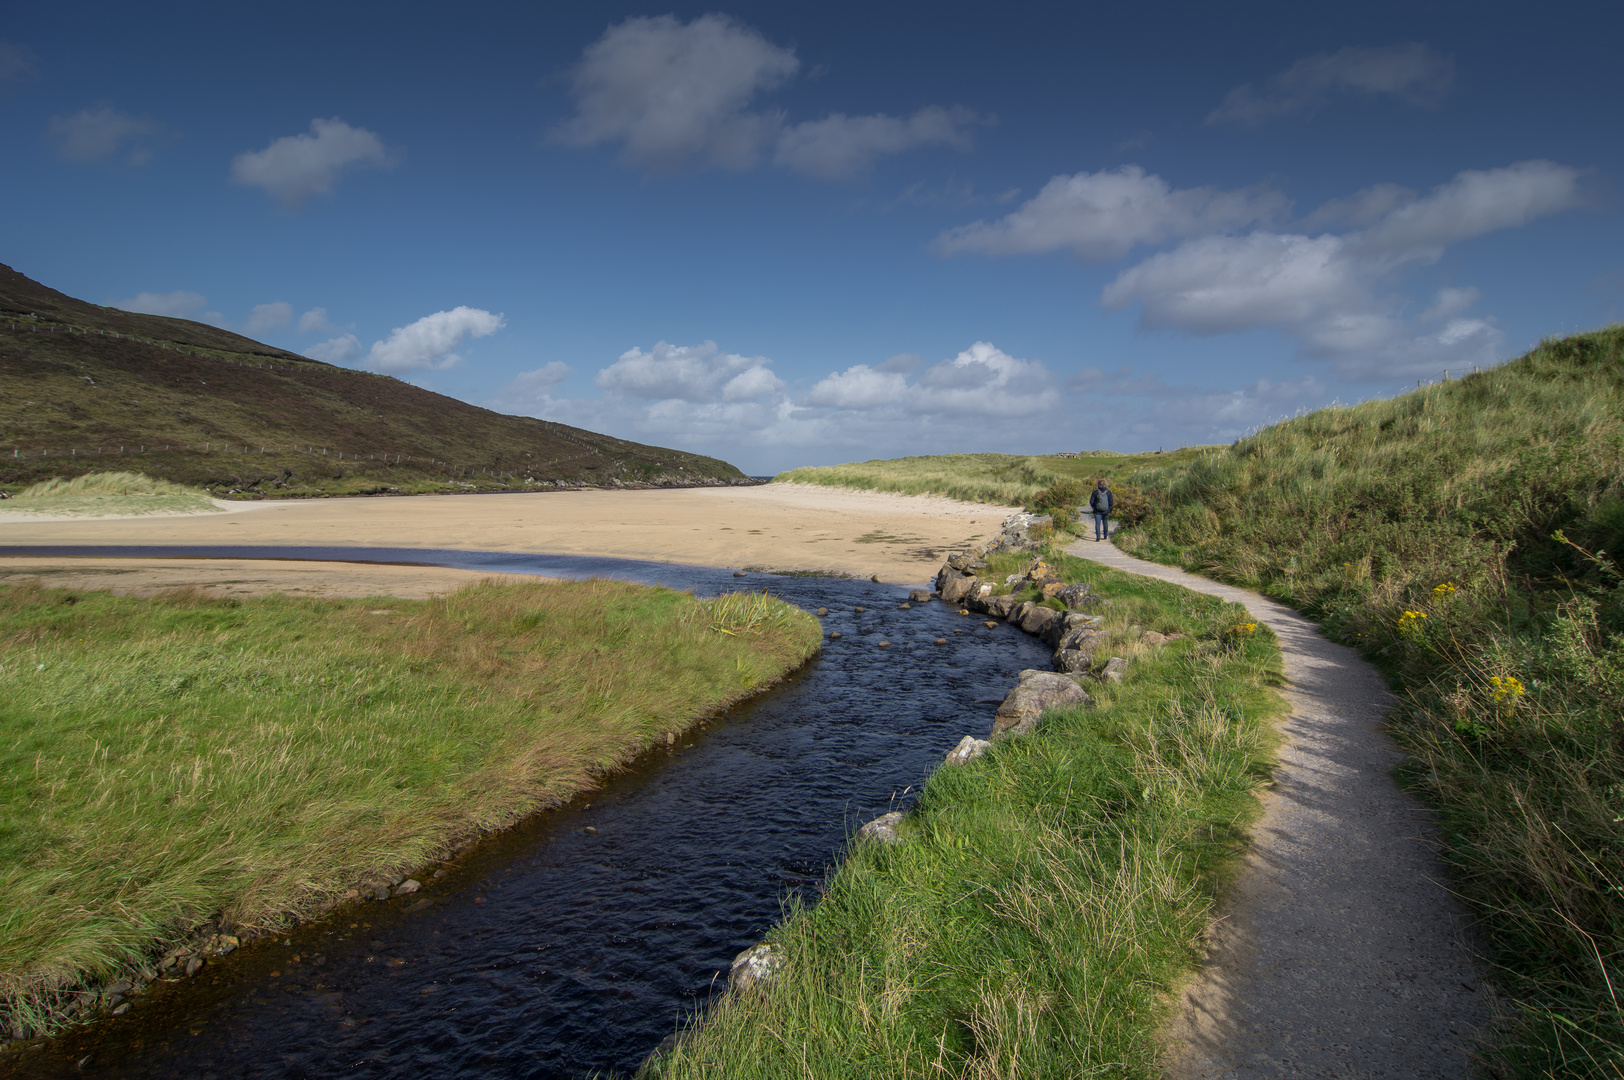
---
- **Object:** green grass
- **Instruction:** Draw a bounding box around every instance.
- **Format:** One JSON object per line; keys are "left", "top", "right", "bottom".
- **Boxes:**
{"left": 1112, "top": 326, "right": 1624, "bottom": 1077}
{"left": 0, "top": 579, "right": 821, "bottom": 1037}
{"left": 773, "top": 448, "right": 1216, "bottom": 509}
{"left": 647, "top": 547, "right": 1285, "bottom": 1078}
{"left": 0, "top": 471, "right": 220, "bottom": 518}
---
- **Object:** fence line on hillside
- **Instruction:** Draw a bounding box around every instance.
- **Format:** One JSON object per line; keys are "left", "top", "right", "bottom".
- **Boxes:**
{"left": 1, "top": 442, "right": 604, "bottom": 480}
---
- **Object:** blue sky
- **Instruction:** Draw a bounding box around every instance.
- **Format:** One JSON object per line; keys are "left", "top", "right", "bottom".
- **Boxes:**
{"left": 3, "top": 1, "right": 1619, "bottom": 473}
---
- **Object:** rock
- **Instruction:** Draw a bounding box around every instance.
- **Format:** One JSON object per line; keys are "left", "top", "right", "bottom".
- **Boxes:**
{"left": 729, "top": 943, "right": 784, "bottom": 995}
{"left": 940, "top": 574, "right": 978, "bottom": 604}
{"left": 829, "top": 631, "right": 841, "bottom": 639}
{"left": 871, "top": 574, "right": 881, "bottom": 583}
{"left": 1141, "top": 631, "right": 1168, "bottom": 646}
{"left": 983, "top": 621, "right": 998, "bottom": 629}
{"left": 1055, "top": 625, "right": 1100, "bottom": 655}
{"left": 104, "top": 979, "right": 133, "bottom": 996}
{"left": 185, "top": 957, "right": 203, "bottom": 977}
{"left": 855, "top": 811, "right": 904, "bottom": 844}
{"left": 396, "top": 879, "right": 421, "bottom": 895}
{"left": 111, "top": 1003, "right": 131, "bottom": 1016}
{"left": 1055, "top": 583, "right": 1094, "bottom": 608}
{"left": 984, "top": 593, "right": 1021, "bottom": 619}
{"left": 944, "top": 735, "right": 992, "bottom": 766}
{"left": 374, "top": 886, "right": 392, "bottom": 901}
{"left": 1102, "top": 657, "right": 1129, "bottom": 683}
{"left": 990, "top": 670, "right": 1090, "bottom": 740}
{"left": 946, "top": 553, "right": 986, "bottom": 573}
{"left": 215, "top": 936, "right": 239, "bottom": 955}
{"left": 158, "top": 955, "right": 177, "bottom": 971}
{"left": 1008, "top": 600, "right": 1034, "bottom": 625}
{"left": 934, "top": 637, "right": 947, "bottom": 645}
{"left": 816, "top": 607, "right": 828, "bottom": 616}
{"left": 980, "top": 512, "right": 1053, "bottom": 554}
{"left": 877, "top": 641, "right": 890, "bottom": 648}
{"left": 583, "top": 826, "right": 598, "bottom": 835}
{"left": 1019, "top": 604, "right": 1061, "bottom": 638}
{"left": 433, "top": 869, "right": 448, "bottom": 879}
{"left": 908, "top": 589, "right": 931, "bottom": 603}
{"left": 897, "top": 602, "right": 910, "bottom": 610}
{"left": 1054, "top": 649, "right": 1090, "bottom": 673}
{"left": 965, "top": 582, "right": 995, "bottom": 612}
{"left": 854, "top": 606, "right": 866, "bottom": 614}
{"left": 733, "top": 570, "right": 747, "bottom": 577}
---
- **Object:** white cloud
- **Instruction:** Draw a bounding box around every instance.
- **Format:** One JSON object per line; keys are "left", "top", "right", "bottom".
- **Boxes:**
{"left": 774, "top": 106, "right": 989, "bottom": 180}
{"left": 47, "top": 105, "right": 165, "bottom": 164}
{"left": 595, "top": 340, "right": 778, "bottom": 401}
{"left": 804, "top": 364, "right": 910, "bottom": 409}
{"left": 554, "top": 14, "right": 798, "bottom": 172}
{"left": 298, "top": 307, "right": 338, "bottom": 334}
{"left": 933, "top": 166, "right": 1285, "bottom": 261}
{"left": 490, "top": 362, "right": 572, "bottom": 413}
{"left": 1208, "top": 43, "right": 1453, "bottom": 126}
{"left": 230, "top": 118, "right": 392, "bottom": 208}
{"left": 245, "top": 301, "right": 293, "bottom": 335}
{"left": 365, "top": 307, "right": 504, "bottom": 373}
{"left": 112, "top": 290, "right": 208, "bottom": 318}
{"left": 302, "top": 334, "right": 362, "bottom": 364}
{"left": 1351, "top": 160, "right": 1590, "bottom": 258}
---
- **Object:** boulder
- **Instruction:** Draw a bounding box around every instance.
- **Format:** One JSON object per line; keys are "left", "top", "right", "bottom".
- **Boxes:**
{"left": 943, "top": 735, "right": 992, "bottom": 766}
{"left": 1055, "top": 625, "right": 1101, "bottom": 655}
{"left": 729, "top": 943, "right": 784, "bottom": 995}
{"left": 1008, "top": 600, "right": 1034, "bottom": 625}
{"left": 979, "top": 512, "right": 1053, "bottom": 555}
{"left": 1054, "top": 583, "right": 1094, "bottom": 608}
{"left": 984, "top": 594, "right": 1021, "bottom": 618}
{"left": 946, "top": 553, "right": 987, "bottom": 573}
{"left": 941, "top": 574, "right": 978, "bottom": 605}
{"left": 966, "top": 582, "right": 994, "bottom": 612}
{"left": 1101, "top": 657, "right": 1129, "bottom": 683}
{"left": 1019, "top": 604, "right": 1061, "bottom": 638}
{"left": 908, "top": 589, "right": 932, "bottom": 603}
{"left": 990, "top": 670, "right": 1090, "bottom": 740}
{"left": 1141, "top": 631, "right": 1185, "bottom": 646}
{"left": 855, "top": 811, "right": 905, "bottom": 844}
{"left": 1054, "top": 649, "right": 1091, "bottom": 674}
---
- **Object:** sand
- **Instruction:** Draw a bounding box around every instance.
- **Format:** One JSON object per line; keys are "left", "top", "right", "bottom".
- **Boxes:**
{"left": 0, "top": 483, "right": 1006, "bottom": 597}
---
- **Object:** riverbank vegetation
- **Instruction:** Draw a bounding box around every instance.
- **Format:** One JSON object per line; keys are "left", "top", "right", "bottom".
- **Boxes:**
{"left": 0, "top": 470, "right": 219, "bottom": 518}
{"left": 1114, "top": 326, "right": 1624, "bottom": 1077}
{"left": 773, "top": 447, "right": 1213, "bottom": 508}
{"left": 649, "top": 548, "right": 1285, "bottom": 1077}
{"left": 0, "top": 579, "right": 820, "bottom": 1038}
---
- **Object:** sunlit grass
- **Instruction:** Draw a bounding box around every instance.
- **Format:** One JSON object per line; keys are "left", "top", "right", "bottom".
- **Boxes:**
{"left": 0, "top": 471, "right": 219, "bottom": 517}
{"left": 0, "top": 579, "right": 821, "bottom": 1032}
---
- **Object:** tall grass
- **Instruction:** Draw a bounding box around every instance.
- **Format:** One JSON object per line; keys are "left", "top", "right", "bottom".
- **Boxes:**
{"left": 648, "top": 549, "right": 1286, "bottom": 1078}
{"left": 1115, "top": 326, "right": 1624, "bottom": 1077}
{"left": 0, "top": 579, "right": 820, "bottom": 1036}
{"left": 0, "top": 471, "right": 219, "bottom": 518}
{"left": 17, "top": 471, "right": 200, "bottom": 498}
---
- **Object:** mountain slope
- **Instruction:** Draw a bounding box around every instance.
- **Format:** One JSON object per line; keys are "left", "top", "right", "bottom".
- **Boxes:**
{"left": 0, "top": 263, "right": 748, "bottom": 497}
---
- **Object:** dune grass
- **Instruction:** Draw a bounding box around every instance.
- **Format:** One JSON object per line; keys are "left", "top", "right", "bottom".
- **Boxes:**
{"left": 0, "top": 578, "right": 821, "bottom": 1036}
{"left": 647, "top": 547, "right": 1285, "bottom": 1078}
{"left": 0, "top": 471, "right": 219, "bottom": 518}
{"left": 773, "top": 449, "right": 1215, "bottom": 509}
{"left": 1113, "top": 326, "right": 1624, "bottom": 1077}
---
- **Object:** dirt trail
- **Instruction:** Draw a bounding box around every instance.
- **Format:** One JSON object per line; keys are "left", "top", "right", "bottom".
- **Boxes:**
{"left": 1066, "top": 534, "right": 1492, "bottom": 1078}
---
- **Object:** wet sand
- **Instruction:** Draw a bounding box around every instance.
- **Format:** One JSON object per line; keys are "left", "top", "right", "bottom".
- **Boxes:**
{"left": 0, "top": 484, "right": 1005, "bottom": 597}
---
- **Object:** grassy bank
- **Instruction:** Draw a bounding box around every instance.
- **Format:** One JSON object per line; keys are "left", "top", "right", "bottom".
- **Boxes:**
{"left": 0, "top": 470, "right": 219, "bottom": 518}
{"left": 1115, "top": 327, "right": 1624, "bottom": 1076}
{"left": 773, "top": 448, "right": 1214, "bottom": 508}
{"left": 0, "top": 579, "right": 821, "bottom": 1037}
{"left": 648, "top": 547, "right": 1285, "bottom": 1078}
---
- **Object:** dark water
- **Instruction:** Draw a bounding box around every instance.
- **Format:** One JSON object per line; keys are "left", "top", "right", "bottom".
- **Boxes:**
{"left": 1, "top": 546, "right": 1049, "bottom": 1080}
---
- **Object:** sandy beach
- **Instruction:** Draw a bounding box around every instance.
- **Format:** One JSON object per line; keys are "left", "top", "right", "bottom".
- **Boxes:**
{"left": 0, "top": 483, "right": 1006, "bottom": 597}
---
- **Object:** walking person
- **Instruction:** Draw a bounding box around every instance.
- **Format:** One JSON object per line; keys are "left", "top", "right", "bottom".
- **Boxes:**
{"left": 1088, "top": 479, "right": 1114, "bottom": 541}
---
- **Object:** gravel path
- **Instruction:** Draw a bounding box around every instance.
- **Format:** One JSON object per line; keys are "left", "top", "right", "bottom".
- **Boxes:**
{"left": 1066, "top": 534, "right": 1493, "bottom": 1078}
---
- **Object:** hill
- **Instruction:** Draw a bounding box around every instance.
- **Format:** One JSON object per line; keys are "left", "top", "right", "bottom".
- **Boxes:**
{"left": 0, "top": 263, "right": 749, "bottom": 497}
{"left": 1113, "top": 326, "right": 1624, "bottom": 1078}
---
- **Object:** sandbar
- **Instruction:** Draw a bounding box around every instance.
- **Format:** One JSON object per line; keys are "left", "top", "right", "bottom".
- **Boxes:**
{"left": 0, "top": 483, "right": 1007, "bottom": 597}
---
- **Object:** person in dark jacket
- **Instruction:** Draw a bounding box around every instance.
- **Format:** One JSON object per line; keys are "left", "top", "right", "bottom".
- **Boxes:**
{"left": 1088, "top": 479, "right": 1114, "bottom": 541}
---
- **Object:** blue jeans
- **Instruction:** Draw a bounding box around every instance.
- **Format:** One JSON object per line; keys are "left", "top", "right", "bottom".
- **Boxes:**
{"left": 1094, "top": 512, "right": 1110, "bottom": 540}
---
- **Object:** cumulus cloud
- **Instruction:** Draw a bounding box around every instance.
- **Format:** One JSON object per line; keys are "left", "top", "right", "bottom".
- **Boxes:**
{"left": 231, "top": 118, "right": 392, "bottom": 208}
{"left": 934, "top": 166, "right": 1285, "bottom": 261}
{"left": 1099, "top": 162, "right": 1588, "bottom": 377}
{"left": 775, "top": 106, "right": 990, "bottom": 180}
{"left": 112, "top": 290, "right": 207, "bottom": 318}
{"left": 364, "top": 307, "right": 504, "bottom": 373}
{"left": 555, "top": 14, "right": 988, "bottom": 179}
{"left": 1208, "top": 43, "right": 1453, "bottom": 126}
{"left": 47, "top": 105, "right": 166, "bottom": 164}
{"left": 596, "top": 340, "right": 782, "bottom": 400}
{"left": 302, "top": 334, "right": 362, "bottom": 364}
{"left": 553, "top": 14, "right": 798, "bottom": 172}
{"left": 489, "top": 362, "right": 573, "bottom": 413}
{"left": 245, "top": 301, "right": 293, "bottom": 335}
